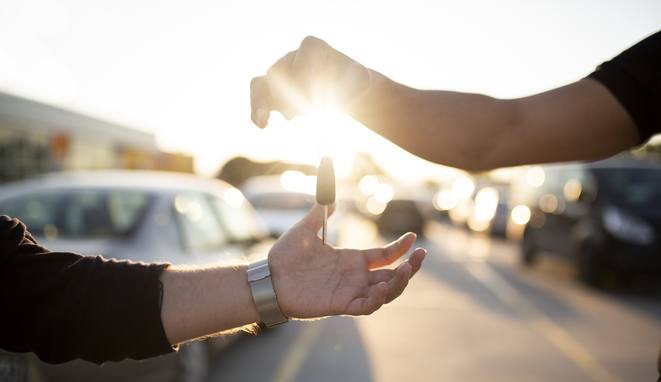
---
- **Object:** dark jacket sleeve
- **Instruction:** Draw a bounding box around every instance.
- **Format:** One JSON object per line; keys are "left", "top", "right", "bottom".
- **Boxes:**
{"left": 0, "top": 215, "right": 174, "bottom": 365}
{"left": 588, "top": 30, "right": 661, "bottom": 144}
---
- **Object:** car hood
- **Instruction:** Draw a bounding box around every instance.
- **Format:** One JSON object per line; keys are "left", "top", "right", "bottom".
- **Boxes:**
{"left": 255, "top": 209, "right": 308, "bottom": 235}
{"left": 39, "top": 236, "right": 277, "bottom": 265}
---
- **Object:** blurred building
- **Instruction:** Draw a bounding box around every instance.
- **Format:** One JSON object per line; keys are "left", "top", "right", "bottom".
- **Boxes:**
{"left": 0, "top": 92, "right": 193, "bottom": 183}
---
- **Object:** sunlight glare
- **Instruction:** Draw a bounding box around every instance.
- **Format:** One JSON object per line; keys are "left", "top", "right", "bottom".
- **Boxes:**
{"left": 359, "top": 175, "right": 380, "bottom": 195}
{"left": 291, "top": 106, "right": 364, "bottom": 177}
{"left": 223, "top": 187, "right": 246, "bottom": 208}
{"left": 511, "top": 205, "right": 531, "bottom": 225}
{"left": 280, "top": 170, "right": 316, "bottom": 194}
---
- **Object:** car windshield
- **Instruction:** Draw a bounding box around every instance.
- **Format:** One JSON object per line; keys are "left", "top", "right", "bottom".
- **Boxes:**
{"left": 0, "top": 189, "right": 152, "bottom": 239}
{"left": 211, "top": 195, "right": 265, "bottom": 243}
{"left": 594, "top": 168, "right": 661, "bottom": 211}
{"left": 248, "top": 192, "right": 315, "bottom": 210}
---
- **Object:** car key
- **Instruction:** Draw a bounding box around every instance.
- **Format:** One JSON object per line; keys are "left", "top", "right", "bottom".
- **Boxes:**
{"left": 316, "top": 157, "right": 335, "bottom": 244}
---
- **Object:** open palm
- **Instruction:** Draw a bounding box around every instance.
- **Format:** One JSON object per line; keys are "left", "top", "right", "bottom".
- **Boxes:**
{"left": 269, "top": 204, "right": 426, "bottom": 319}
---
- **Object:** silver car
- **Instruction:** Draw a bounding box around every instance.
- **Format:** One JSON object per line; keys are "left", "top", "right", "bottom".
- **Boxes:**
{"left": 0, "top": 170, "right": 274, "bottom": 382}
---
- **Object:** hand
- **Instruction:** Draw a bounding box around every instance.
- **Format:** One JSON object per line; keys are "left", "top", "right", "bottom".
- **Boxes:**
{"left": 268, "top": 204, "right": 426, "bottom": 318}
{"left": 250, "top": 36, "right": 372, "bottom": 128}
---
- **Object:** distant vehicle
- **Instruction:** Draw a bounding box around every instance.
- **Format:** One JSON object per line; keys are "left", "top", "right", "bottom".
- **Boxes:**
{"left": 490, "top": 200, "right": 510, "bottom": 237}
{"left": 247, "top": 191, "right": 316, "bottom": 237}
{"left": 465, "top": 183, "right": 510, "bottom": 236}
{"left": 377, "top": 199, "right": 425, "bottom": 236}
{"left": 241, "top": 174, "right": 316, "bottom": 237}
{"left": 0, "top": 170, "right": 272, "bottom": 382}
{"left": 241, "top": 174, "right": 343, "bottom": 242}
{"left": 513, "top": 158, "right": 661, "bottom": 286}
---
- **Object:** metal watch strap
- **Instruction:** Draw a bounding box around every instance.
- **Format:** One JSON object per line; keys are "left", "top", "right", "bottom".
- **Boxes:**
{"left": 247, "top": 259, "right": 288, "bottom": 328}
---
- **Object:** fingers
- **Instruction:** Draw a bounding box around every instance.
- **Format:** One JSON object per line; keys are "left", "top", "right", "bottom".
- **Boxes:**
{"left": 293, "top": 36, "right": 331, "bottom": 105}
{"left": 250, "top": 36, "right": 341, "bottom": 128}
{"left": 368, "top": 248, "right": 427, "bottom": 283}
{"left": 385, "top": 262, "right": 412, "bottom": 303}
{"left": 250, "top": 76, "right": 270, "bottom": 128}
{"left": 297, "top": 203, "right": 336, "bottom": 233}
{"left": 368, "top": 249, "right": 426, "bottom": 304}
{"left": 408, "top": 248, "right": 427, "bottom": 277}
{"left": 361, "top": 232, "right": 417, "bottom": 268}
{"left": 345, "top": 282, "right": 388, "bottom": 316}
{"left": 250, "top": 50, "right": 300, "bottom": 128}
{"left": 266, "top": 51, "right": 303, "bottom": 120}
{"left": 345, "top": 254, "right": 421, "bottom": 315}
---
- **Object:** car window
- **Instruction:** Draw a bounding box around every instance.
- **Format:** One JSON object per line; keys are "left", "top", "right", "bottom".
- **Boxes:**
{"left": 594, "top": 168, "right": 661, "bottom": 211}
{"left": 210, "top": 191, "right": 264, "bottom": 242}
{"left": 0, "top": 189, "right": 152, "bottom": 239}
{"left": 174, "top": 192, "right": 228, "bottom": 252}
{"left": 248, "top": 192, "right": 315, "bottom": 210}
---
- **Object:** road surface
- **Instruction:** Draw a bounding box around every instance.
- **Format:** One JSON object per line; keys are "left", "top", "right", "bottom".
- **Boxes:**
{"left": 208, "top": 219, "right": 661, "bottom": 382}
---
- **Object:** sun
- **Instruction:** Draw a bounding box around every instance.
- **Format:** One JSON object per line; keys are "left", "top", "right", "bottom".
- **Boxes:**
{"left": 288, "top": 106, "right": 367, "bottom": 178}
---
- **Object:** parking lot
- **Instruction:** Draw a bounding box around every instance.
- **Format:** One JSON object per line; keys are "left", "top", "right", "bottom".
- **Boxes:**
{"left": 208, "top": 218, "right": 661, "bottom": 382}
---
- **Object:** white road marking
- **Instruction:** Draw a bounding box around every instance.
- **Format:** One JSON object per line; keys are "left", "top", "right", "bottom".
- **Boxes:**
{"left": 272, "top": 322, "right": 323, "bottom": 382}
{"left": 466, "top": 262, "right": 621, "bottom": 382}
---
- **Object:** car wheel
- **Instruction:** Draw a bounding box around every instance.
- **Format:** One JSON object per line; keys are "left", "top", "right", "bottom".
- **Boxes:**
{"left": 175, "top": 341, "right": 210, "bottom": 382}
{"left": 520, "top": 230, "right": 537, "bottom": 267}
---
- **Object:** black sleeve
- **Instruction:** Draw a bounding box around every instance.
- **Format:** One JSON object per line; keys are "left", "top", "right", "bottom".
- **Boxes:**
{"left": 0, "top": 215, "right": 174, "bottom": 365}
{"left": 588, "top": 31, "right": 661, "bottom": 144}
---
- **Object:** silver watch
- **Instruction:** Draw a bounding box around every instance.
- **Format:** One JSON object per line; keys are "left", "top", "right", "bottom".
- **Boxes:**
{"left": 246, "top": 259, "right": 288, "bottom": 328}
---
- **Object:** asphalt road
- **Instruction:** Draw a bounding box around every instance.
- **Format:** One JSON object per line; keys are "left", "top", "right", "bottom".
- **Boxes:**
{"left": 208, "top": 219, "right": 661, "bottom": 382}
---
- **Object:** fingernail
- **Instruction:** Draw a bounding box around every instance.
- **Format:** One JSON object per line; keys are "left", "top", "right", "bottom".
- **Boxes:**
{"left": 257, "top": 108, "right": 268, "bottom": 126}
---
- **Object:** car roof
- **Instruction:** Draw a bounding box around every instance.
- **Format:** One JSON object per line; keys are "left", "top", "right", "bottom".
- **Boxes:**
{"left": 540, "top": 155, "right": 661, "bottom": 173}
{"left": 0, "top": 170, "right": 235, "bottom": 197}
{"left": 586, "top": 162, "right": 661, "bottom": 171}
{"left": 586, "top": 153, "right": 661, "bottom": 171}
{"left": 241, "top": 175, "right": 316, "bottom": 198}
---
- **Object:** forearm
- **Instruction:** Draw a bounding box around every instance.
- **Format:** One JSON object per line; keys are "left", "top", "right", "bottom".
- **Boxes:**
{"left": 159, "top": 265, "right": 259, "bottom": 345}
{"left": 254, "top": 36, "right": 643, "bottom": 169}
{"left": 351, "top": 73, "right": 639, "bottom": 171}
{"left": 1, "top": 216, "right": 173, "bottom": 365}
{"left": 351, "top": 70, "right": 518, "bottom": 171}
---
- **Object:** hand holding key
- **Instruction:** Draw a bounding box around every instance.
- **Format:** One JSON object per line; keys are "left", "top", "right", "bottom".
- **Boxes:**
{"left": 250, "top": 36, "right": 371, "bottom": 128}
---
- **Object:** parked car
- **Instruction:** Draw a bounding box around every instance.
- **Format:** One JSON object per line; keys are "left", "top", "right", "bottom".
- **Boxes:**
{"left": 0, "top": 170, "right": 273, "bottom": 382}
{"left": 377, "top": 199, "right": 425, "bottom": 236}
{"left": 241, "top": 174, "right": 342, "bottom": 242}
{"left": 513, "top": 157, "right": 661, "bottom": 286}
{"left": 246, "top": 191, "right": 316, "bottom": 237}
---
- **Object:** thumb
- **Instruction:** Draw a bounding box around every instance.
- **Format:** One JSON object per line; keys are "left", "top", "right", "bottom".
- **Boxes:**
{"left": 299, "top": 203, "right": 336, "bottom": 232}
{"left": 250, "top": 76, "right": 271, "bottom": 128}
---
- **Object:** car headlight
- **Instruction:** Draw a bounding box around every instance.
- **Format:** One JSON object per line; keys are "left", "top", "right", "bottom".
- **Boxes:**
{"left": 602, "top": 206, "right": 655, "bottom": 245}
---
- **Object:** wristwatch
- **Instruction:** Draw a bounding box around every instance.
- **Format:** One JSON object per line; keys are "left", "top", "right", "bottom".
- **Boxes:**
{"left": 246, "top": 259, "right": 288, "bottom": 328}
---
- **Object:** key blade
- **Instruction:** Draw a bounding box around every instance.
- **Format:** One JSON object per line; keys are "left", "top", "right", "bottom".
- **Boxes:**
{"left": 316, "top": 157, "right": 336, "bottom": 205}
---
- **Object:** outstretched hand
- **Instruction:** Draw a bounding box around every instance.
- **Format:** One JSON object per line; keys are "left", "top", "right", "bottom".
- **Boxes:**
{"left": 268, "top": 204, "right": 426, "bottom": 318}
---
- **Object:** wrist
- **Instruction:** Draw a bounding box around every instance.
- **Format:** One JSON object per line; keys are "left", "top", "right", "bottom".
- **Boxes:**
{"left": 246, "top": 259, "right": 289, "bottom": 327}
{"left": 269, "top": 260, "right": 297, "bottom": 319}
{"left": 160, "top": 265, "right": 260, "bottom": 345}
{"left": 346, "top": 68, "right": 391, "bottom": 121}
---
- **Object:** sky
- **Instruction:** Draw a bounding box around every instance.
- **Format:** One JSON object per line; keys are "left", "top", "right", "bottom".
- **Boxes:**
{"left": 0, "top": 0, "right": 660, "bottom": 181}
